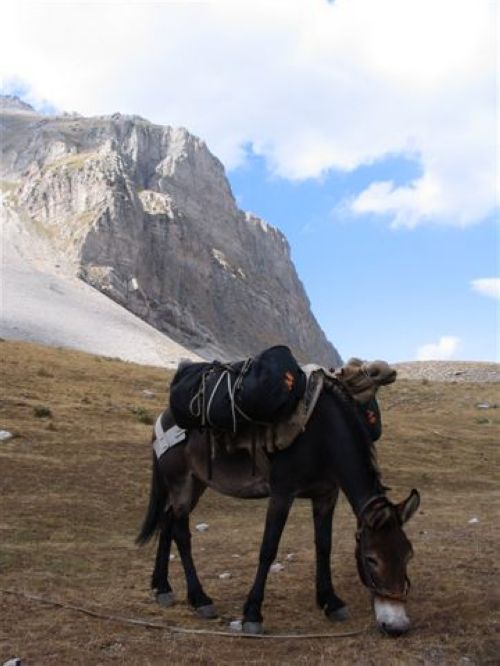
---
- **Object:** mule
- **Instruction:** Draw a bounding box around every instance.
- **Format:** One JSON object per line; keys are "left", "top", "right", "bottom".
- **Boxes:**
{"left": 137, "top": 380, "right": 420, "bottom": 635}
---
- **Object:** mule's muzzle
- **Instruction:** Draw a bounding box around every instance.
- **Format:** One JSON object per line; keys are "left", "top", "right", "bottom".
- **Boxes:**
{"left": 373, "top": 597, "right": 411, "bottom": 636}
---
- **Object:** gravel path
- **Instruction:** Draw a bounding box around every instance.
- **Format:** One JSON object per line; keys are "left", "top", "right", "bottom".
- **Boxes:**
{"left": 394, "top": 361, "right": 499, "bottom": 383}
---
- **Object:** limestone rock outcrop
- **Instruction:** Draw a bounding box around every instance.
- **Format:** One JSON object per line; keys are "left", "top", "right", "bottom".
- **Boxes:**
{"left": 1, "top": 96, "right": 341, "bottom": 366}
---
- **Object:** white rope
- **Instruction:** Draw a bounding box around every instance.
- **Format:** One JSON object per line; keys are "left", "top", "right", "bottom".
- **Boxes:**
{"left": 0, "top": 589, "right": 367, "bottom": 640}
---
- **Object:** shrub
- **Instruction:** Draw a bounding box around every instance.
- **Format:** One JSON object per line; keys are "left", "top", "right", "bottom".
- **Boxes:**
{"left": 134, "top": 407, "right": 154, "bottom": 425}
{"left": 34, "top": 406, "right": 52, "bottom": 418}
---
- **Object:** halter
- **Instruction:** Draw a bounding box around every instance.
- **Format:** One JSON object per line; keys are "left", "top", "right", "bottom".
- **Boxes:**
{"left": 356, "top": 539, "right": 411, "bottom": 602}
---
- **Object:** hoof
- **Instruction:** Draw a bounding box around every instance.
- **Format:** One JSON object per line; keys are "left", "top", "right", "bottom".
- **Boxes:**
{"left": 195, "top": 604, "right": 218, "bottom": 619}
{"left": 326, "top": 605, "right": 349, "bottom": 622}
{"left": 156, "top": 592, "right": 176, "bottom": 607}
{"left": 242, "top": 621, "right": 264, "bottom": 634}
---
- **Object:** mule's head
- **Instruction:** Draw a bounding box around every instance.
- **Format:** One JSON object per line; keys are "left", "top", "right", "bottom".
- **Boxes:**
{"left": 355, "top": 489, "right": 420, "bottom": 636}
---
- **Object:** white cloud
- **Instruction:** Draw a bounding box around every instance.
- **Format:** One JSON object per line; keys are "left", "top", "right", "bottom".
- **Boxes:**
{"left": 0, "top": 0, "right": 496, "bottom": 227}
{"left": 416, "top": 336, "right": 461, "bottom": 361}
{"left": 471, "top": 278, "right": 500, "bottom": 300}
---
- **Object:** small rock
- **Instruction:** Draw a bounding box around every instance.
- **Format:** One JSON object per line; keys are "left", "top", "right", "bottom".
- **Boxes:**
{"left": 142, "top": 389, "right": 155, "bottom": 399}
{"left": 195, "top": 523, "right": 209, "bottom": 532}
{"left": 476, "top": 403, "right": 490, "bottom": 409}
{"left": 3, "top": 659, "right": 22, "bottom": 666}
{"left": 0, "top": 430, "right": 14, "bottom": 441}
{"left": 229, "top": 619, "right": 242, "bottom": 631}
{"left": 219, "top": 572, "right": 231, "bottom": 580}
{"left": 468, "top": 517, "right": 479, "bottom": 524}
{"left": 169, "top": 553, "right": 176, "bottom": 561}
{"left": 231, "top": 554, "right": 240, "bottom": 558}
{"left": 270, "top": 562, "right": 284, "bottom": 573}
{"left": 286, "top": 553, "right": 295, "bottom": 562}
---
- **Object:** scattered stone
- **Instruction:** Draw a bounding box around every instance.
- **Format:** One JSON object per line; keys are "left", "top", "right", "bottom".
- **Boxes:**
{"left": 229, "top": 619, "right": 242, "bottom": 631}
{"left": 195, "top": 523, "right": 209, "bottom": 532}
{"left": 270, "top": 562, "right": 284, "bottom": 573}
{"left": 101, "top": 641, "right": 124, "bottom": 655}
{"left": 142, "top": 389, "right": 155, "bottom": 399}
{"left": 218, "top": 572, "right": 231, "bottom": 580}
{"left": 3, "top": 660, "right": 22, "bottom": 666}
{"left": 468, "top": 517, "right": 480, "bottom": 524}
{"left": 286, "top": 553, "right": 295, "bottom": 561}
{"left": 476, "top": 403, "right": 490, "bottom": 409}
{"left": 169, "top": 553, "right": 176, "bottom": 561}
{"left": 424, "top": 647, "right": 444, "bottom": 662}
{"left": 0, "top": 430, "right": 14, "bottom": 441}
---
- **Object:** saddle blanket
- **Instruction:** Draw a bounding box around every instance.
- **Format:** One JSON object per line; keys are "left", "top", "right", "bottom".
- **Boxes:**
{"left": 153, "top": 421, "right": 186, "bottom": 459}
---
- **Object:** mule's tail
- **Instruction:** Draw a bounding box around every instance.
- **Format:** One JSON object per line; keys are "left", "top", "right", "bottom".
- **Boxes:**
{"left": 136, "top": 452, "right": 168, "bottom": 545}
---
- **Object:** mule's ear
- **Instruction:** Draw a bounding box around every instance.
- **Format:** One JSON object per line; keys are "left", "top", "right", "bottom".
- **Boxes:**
{"left": 396, "top": 489, "right": 420, "bottom": 524}
{"left": 364, "top": 504, "right": 393, "bottom": 530}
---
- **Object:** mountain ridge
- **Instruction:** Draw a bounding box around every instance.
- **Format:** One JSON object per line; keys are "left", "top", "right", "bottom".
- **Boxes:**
{"left": 1, "top": 96, "right": 341, "bottom": 366}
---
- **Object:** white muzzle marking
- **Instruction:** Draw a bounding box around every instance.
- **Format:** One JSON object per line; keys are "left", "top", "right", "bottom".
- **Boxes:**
{"left": 374, "top": 597, "right": 410, "bottom": 635}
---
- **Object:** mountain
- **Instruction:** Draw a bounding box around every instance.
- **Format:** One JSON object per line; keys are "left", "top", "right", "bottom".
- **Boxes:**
{"left": 0, "top": 95, "right": 341, "bottom": 366}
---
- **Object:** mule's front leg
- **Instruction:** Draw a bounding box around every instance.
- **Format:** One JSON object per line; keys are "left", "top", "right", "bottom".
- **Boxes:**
{"left": 242, "top": 494, "right": 293, "bottom": 634}
{"left": 312, "top": 494, "right": 348, "bottom": 621}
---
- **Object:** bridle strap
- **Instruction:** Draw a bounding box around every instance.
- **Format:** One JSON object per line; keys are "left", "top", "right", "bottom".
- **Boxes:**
{"left": 356, "top": 499, "right": 411, "bottom": 603}
{"left": 371, "top": 576, "right": 411, "bottom": 603}
{"left": 357, "top": 534, "right": 411, "bottom": 602}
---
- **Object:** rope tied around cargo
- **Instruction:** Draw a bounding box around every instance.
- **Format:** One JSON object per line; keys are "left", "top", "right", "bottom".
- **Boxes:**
{"left": 189, "top": 359, "right": 254, "bottom": 433}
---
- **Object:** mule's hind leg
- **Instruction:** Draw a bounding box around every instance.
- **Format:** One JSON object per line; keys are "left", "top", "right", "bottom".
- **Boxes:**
{"left": 152, "top": 509, "right": 176, "bottom": 607}
{"left": 172, "top": 514, "right": 218, "bottom": 619}
{"left": 312, "top": 493, "right": 348, "bottom": 621}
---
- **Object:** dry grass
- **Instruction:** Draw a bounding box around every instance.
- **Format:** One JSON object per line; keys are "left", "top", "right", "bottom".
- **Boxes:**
{"left": 0, "top": 340, "right": 499, "bottom": 665}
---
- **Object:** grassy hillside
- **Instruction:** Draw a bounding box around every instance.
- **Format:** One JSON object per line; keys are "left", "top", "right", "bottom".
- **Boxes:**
{"left": 1, "top": 340, "right": 498, "bottom": 665}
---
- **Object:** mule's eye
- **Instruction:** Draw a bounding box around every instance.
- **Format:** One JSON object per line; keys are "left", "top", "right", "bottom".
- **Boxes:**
{"left": 366, "top": 556, "right": 379, "bottom": 568}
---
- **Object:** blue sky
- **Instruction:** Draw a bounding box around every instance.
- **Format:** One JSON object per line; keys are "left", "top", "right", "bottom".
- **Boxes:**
{"left": 1, "top": 0, "right": 498, "bottom": 362}
{"left": 229, "top": 152, "right": 498, "bottom": 361}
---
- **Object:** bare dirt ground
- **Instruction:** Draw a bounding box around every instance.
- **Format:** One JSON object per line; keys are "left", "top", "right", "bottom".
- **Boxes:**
{"left": 1, "top": 340, "right": 499, "bottom": 665}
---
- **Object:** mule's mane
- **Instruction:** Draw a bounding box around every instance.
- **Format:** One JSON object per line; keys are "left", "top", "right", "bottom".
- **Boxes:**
{"left": 323, "top": 378, "right": 386, "bottom": 496}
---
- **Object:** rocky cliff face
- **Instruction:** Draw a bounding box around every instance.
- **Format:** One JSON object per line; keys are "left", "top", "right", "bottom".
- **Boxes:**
{"left": 1, "top": 96, "right": 341, "bottom": 366}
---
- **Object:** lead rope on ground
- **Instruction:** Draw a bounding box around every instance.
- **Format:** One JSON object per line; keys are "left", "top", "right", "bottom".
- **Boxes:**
{"left": 0, "top": 589, "right": 367, "bottom": 640}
